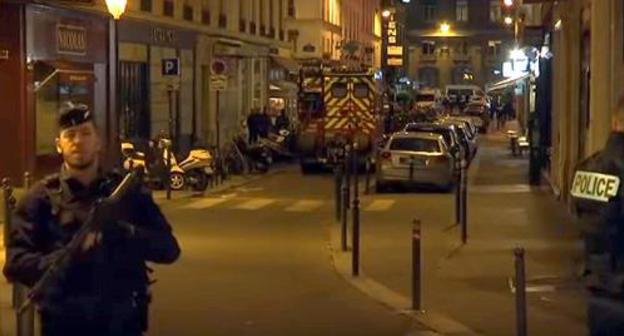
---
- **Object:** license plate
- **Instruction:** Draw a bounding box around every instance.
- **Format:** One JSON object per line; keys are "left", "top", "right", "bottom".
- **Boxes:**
{"left": 399, "top": 157, "right": 423, "bottom": 166}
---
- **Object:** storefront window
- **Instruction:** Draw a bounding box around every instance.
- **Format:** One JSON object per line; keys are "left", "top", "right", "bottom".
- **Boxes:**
{"left": 34, "top": 62, "right": 93, "bottom": 155}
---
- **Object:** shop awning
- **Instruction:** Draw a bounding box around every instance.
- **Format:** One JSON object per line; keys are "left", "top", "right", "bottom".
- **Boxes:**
{"left": 485, "top": 74, "right": 531, "bottom": 93}
{"left": 271, "top": 56, "right": 300, "bottom": 74}
{"left": 269, "top": 80, "right": 298, "bottom": 97}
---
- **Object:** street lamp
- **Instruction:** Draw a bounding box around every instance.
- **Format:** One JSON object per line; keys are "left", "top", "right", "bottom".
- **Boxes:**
{"left": 504, "top": 16, "right": 513, "bottom": 25}
{"left": 105, "top": 0, "right": 126, "bottom": 141}
{"left": 382, "top": 9, "right": 391, "bottom": 18}
{"left": 439, "top": 22, "right": 450, "bottom": 34}
{"left": 105, "top": 0, "right": 127, "bottom": 20}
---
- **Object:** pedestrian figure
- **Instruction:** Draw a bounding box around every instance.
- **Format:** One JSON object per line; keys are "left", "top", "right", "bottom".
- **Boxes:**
{"left": 3, "top": 102, "right": 181, "bottom": 336}
{"left": 258, "top": 107, "right": 271, "bottom": 139}
{"left": 275, "top": 109, "right": 290, "bottom": 131}
{"left": 571, "top": 96, "right": 624, "bottom": 336}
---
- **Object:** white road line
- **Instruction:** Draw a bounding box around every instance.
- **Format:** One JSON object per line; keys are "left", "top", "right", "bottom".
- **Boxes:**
{"left": 364, "top": 199, "right": 395, "bottom": 212}
{"left": 285, "top": 200, "right": 323, "bottom": 212}
{"left": 470, "top": 184, "right": 532, "bottom": 194}
{"left": 232, "top": 198, "right": 276, "bottom": 210}
{"left": 183, "top": 198, "right": 229, "bottom": 209}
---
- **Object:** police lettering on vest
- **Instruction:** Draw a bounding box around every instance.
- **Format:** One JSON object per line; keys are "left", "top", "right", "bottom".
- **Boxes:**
{"left": 571, "top": 170, "right": 621, "bottom": 202}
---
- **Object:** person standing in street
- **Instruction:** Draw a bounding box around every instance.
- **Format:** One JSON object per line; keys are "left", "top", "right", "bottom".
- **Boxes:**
{"left": 571, "top": 96, "right": 624, "bottom": 336}
{"left": 247, "top": 110, "right": 258, "bottom": 144}
{"left": 3, "top": 103, "right": 181, "bottom": 336}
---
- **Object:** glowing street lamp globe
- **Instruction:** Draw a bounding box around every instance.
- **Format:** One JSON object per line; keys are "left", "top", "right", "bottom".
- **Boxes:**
{"left": 504, "top": 16, "right": 513, "bottom": 25}
{"left": 105, "top": 0, "right": 128, "bottom": 20}
{"left": 439, "top": 22, "right": 450, "bottom": 34}
{"left": 382, "top": 10, "right": 391, "bottom": 18}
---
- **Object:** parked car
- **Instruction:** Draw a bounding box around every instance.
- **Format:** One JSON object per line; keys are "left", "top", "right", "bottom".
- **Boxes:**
{"left": 376, "top": 132, "right": 456, "bottom": 192}
{"left": 414, "top": 89, "right": 444, "bottom": 114}
{"left": 403, "top": 122, "right": 465, "bottom": 169}
{"left": 463, "top": 103, "right": 490, "bottom": 133}
{"left": 439, "top": 119, "right": 477, "bottom": 160}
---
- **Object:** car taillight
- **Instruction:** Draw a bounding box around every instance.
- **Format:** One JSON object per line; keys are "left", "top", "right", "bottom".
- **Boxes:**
{"left": 429, "top": 155, "right": 449, "bottom": 165}
{"left": 380, "top": 151, "right": 392, "bottom": 161}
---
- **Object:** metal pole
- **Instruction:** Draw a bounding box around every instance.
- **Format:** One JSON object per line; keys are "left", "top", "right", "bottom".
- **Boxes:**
{"left": 460, "top": 160, "right": 468, "bottom": 244}
{"left": 412, "top": 219, "right": 422, "bottom": 311}
{"left": 166, "top": 143, "right": 172, "bottom": 200}
{"left": 16, "top": 291, "right": 34, "bottom": 336}
{"left": 514, "top": 248, "right": 527, "bottom": 336}
{"left": 341, "top": 169, "right": 349, "bottom": 252}
{"left": 2, "top": 178, "right": 12, "bottom": 248}
{"left": 409, "top": 159, "right": 414, "bottom": 182}
{"left": 335, "top": 165, "right": 342, "bottom": 222}
{"left": 344, "top": 144, "right": 351, "bottom": 209}
{"left": 168, "top": 89, "right": 174, "bottom": 148}
{"left": 364, "top": 157, "right": 371, "bottom": 195}
{"left": 352, "top": 143, "right": 360, "bottom": 277}
{"left": 216, "top": 90, "right": 221, "bottom": 184}
{"left": 455, "top": 166, "right": 461, "bottom": 226}
{"left": 23, "top": 172, "right": 31, "bottom": 190}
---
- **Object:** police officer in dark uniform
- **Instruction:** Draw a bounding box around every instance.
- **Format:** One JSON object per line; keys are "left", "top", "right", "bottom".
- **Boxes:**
{"left": 571, "top": 97, "right": 624, "bottom": 335}
{"left": 3, "top": 103, "right": 181, "bottom": 336}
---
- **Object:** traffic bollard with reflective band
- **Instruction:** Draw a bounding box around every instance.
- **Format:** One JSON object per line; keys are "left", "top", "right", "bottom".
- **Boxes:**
{"left": 352, "top": 143, "right": 360, "bottom": 276}
{"left": 514, "top": 248, "right": 527, "bottom": 336}
{"left": 412, "top": 219, "right": 422, "bottom": 311}
{"left": 460, "top": 160, "right": 468, "bottom": 244}
{"left": 344, "top": 145, "right": 351, "bottom": 210}
{"left": 335, "top": 166, "right": 342, "bottom": 222}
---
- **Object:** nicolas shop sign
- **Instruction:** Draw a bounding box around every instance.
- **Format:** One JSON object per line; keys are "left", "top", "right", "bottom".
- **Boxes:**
{"left": 56, "top": 24, "right": 87, "bottom": 56}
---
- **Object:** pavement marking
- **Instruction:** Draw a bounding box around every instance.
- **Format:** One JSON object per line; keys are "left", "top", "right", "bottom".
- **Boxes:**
{"left": 363, "top": 199, "right": 395, "bottom": 212}
{"left": 470, "top": 184, "right": 532, "bottom": 194}
{"left": 232, "top": 198, "right": 276, "bottom": 210}
{"left": 182, "top": 198, "right": 229, "bottom": 209}
{"left": 284, "top": 200, "right": 323, "bottom": 212}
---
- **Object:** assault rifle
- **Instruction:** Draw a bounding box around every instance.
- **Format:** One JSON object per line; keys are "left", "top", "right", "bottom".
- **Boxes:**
{"left": 17, "top": 170, "right": 140, "bottom": 314}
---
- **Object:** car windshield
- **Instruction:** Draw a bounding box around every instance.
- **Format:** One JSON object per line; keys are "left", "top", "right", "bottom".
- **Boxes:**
{"left": 416, "top": 94, "right": 435, "bottom": 102}
{"left": 465, "top": 110, "right": 483, "bottom": 116}
{"left": 405, "top": 127, "right": 453, "bottom": 147}
{"left": 389, "top": 137, "right": 441, "bottom": 153}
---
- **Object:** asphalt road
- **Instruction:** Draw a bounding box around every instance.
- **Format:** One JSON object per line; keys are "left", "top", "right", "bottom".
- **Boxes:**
{"left": 146, "top": 169, "right": 416, "bottom": 336}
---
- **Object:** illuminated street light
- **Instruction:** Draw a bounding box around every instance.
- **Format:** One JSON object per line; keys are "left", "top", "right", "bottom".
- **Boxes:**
{"left": 503, "top": 0, "right": 514, "bottom": 7}
{"left": 504, "top": 16, "right": 513, "bottom": 25}
{"left": 382, "top": 10, "right": 391, "bottom": 18}
{"left": 554, "top": 19, "right": 562, "bottom": 31}
{"left": 439, "top": 22, "right": 450, "bottom": 34}
{"left": 105, "top": 0, "right": 127, "bottom": 20}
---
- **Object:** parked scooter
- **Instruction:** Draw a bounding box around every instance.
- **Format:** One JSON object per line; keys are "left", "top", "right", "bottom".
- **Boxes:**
{"left": 121, "top": 137, "right": 214, "bottom": 191}
{"left": 258, "top": 129, "right": 294, "bottom": 160}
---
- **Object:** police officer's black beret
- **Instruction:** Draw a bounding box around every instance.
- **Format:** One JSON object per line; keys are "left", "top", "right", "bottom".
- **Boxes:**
{"left": 58, "top": 102, "right": 93, "bottom": 130}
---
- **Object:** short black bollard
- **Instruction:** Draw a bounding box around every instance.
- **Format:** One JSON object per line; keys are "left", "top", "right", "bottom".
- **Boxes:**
{"left": 352, "top": 143, "right": 360, "bottom": 277}
{"left": 341, "top": 170, "right": 349, "bottom": 252}
{"left": 335, "top": 165, "right": 342, "bottom": 222}
{"left": 344, "top": 145, "right": 351, "bottom": 210}
{"left": 23, "top": 172, "right": 32, "bottom": 190}
{"left": 2, "top": 178, "right": 13, "bottom": 248}
{"left": 455, "top": 167, "right": 461, "bottom": 226}
{"left": 165, "top": 142, "right": 173, "bottom": 200}
{"left": 514, "top": 248, "right": 527, "bottom": 336}
{"left": 412, "top": 219, "right": 422, "bottom": 311}
{"left": 460, "top": 160, "right": 468, "bottom": 244}
{"left": 16, "top": 288, "right": 35, "bottom": 336}
{"left": 364, "top": 157, "right": 371, "bottom": 195}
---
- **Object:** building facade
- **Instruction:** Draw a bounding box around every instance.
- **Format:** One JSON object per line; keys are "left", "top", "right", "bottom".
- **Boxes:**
{"left": 284, "top": 0, "right": 382, "bottom": 68}
{"left": 0, "top": 0, "right": 296, "bottom": 182}
{"left": 405, "top": 0, "right": 518, "bottom": 89}
{"left": 535, "top": 1, "right": 624, "bottom": 204}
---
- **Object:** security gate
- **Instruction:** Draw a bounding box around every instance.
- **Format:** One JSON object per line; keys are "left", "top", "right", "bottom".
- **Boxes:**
{"left": 119, "top": 61, "right": 150, "bottom": 140}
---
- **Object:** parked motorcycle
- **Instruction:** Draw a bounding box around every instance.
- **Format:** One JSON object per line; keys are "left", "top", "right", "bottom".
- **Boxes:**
{"left": 258, "top": 129, "right": 294, "bottom": 161}
{"left": 233, "top": 136, "right": 272, "bottom": 173}
{"left": 121, "top": 137, "right": 214, "bottom": 191}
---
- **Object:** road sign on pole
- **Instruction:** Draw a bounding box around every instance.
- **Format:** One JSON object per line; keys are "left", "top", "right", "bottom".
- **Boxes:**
{"left": 162, "top": 58, "right": 180, "bottom": 76}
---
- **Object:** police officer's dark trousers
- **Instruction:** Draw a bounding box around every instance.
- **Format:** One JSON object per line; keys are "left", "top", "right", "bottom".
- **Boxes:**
{"left": 588, "top": 292, "right": 624, "bottom": 336}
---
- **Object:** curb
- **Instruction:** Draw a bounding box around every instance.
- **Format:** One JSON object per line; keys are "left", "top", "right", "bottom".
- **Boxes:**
{"left": 326, "top": 224, "right": 480, "bottom": 336}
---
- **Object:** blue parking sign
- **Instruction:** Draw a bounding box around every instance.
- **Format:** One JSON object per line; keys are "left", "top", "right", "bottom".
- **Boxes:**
{"left": 162, "top": 58, "right": 180, "bottom": 76}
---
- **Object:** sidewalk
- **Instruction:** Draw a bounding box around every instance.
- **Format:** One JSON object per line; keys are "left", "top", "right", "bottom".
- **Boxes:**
{"left": 0, "top": 168, "right": 284, "bottom": 336}
{"left": 330, "top": 123, "right": 587, "bottom": 335}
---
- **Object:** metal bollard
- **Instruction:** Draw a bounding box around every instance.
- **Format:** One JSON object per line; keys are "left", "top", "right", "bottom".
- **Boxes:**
{"left": 460, "top": 161, "right": 468, "bottom": 244}
{"left": 344, "top": 145, "right": 351, "bottom": 210}
{"left": 455, "top": 167, "right": 461, "bottom": 226}
{"left": 514, "top": 248, "right": 527, "bottom": 336}
{"left": 16, "top": 288, "right": 35, "bottom": 336}
{"left": 23, "top": 172, "right": 32, "bottom": 190}
{"left": 409, "top": 160, "right": 414, "bottom": 182}
{"left": 2, "top": 178, "right": 13, "bottom": 248}
{"left": 412, "top": 219, "right": 422, "bottom": 311}
{"left": 364, "top": 157, "right": 371, "bottom": 195}
{"left": 166, "top": 145, "right": 172, "bottom": 200}
{"left": 335, "top": 166, "right": 342, "bottom": 222}
{"left": 341, "top": 170, "right": 349, "bottom": 252}
{"left": 352, "top": 143, "right": 360, "bottom": 277}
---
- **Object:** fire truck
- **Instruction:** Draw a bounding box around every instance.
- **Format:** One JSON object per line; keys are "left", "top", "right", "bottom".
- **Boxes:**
{"left": 296, "top": 61, "right": 379, "bottom": 172}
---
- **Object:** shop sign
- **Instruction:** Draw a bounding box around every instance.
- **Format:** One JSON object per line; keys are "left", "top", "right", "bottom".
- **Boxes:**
{"left": 387, "top": 46, "right": 403, "bottom": 56}
{"left": 57, "top": 24, "right": 87, "bottom": 56}
{"left": 152, "top": 27, "right": 177, "bottom": 45}
{"left": 388, "top": 58, "right": 403, "bottom": 66}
